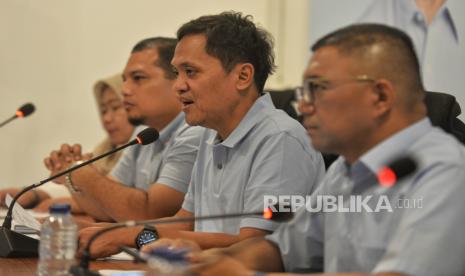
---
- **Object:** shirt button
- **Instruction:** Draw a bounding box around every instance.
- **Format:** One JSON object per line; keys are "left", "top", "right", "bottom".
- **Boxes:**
{"left": 414, "top": 12, "right": 424, "bottom": 23}
{"left": 217, "top": 164, "right": 223, "bottom": 169}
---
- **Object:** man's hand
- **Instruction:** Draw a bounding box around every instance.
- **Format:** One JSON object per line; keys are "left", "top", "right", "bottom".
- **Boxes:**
{"left": 77, "top": 225, "right": 122, "bottom": 259}
{"left": 43, "top": 144, "right": 92, "bottom": 184}
{"left": 0, "top": 188, "right": 47, "bottom": 209}
{"left": 0, "top": 188, "right": 20, "bottom": 207}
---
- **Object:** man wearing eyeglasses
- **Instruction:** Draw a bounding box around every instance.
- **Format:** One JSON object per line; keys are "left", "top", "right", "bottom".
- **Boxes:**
{"left": 191, "top": 23, "right": 465, "bottom": 276}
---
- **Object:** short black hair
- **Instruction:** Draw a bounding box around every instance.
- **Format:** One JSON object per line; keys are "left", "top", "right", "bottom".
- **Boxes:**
{"left": 132, "top": 37, "right": 177, "bottom": 80}
{"left": 177, "top": 11, "right": 275, "bottom": 92}
{"left": 312, "top": 23, "right": 424, "bottom": 97}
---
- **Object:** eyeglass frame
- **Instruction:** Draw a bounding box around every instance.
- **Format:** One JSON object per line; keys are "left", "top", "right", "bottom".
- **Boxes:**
{"left": 295, "top": 75, "right": 376, "bottom": 103}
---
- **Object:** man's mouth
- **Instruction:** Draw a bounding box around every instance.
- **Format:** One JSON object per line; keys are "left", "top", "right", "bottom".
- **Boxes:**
{"left": 180, "top": 98, "right": 194, "bottom": 108}
{"left": 124, "top": 101, "right": 135, "bottom": 110}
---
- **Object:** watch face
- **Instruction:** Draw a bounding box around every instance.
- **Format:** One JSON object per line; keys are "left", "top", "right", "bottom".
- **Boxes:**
{"left": 138, "top": 230, "right": 157, "bottom": 247}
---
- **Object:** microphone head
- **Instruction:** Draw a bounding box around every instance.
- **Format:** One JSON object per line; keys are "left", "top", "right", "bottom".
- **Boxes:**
{"left": 378, "top": 156, "right": 417, "bottom": 187}
{"left": 135, "top": 127, "right": 159, "bottom": 145}
{"left": 16, "top": 103, "right": 35, "bottom": 118}
{"left": 263, "top": 207, "right": 294, "bottom": 222}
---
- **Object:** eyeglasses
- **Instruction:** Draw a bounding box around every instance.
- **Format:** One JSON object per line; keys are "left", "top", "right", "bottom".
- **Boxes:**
{"left": 295, "top": 75, "right": 375, "bottom": 103}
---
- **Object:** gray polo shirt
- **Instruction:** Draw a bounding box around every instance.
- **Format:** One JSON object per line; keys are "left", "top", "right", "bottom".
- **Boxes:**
{"left": 267, "top": 118, "right": 465, "bottom": 275}
{"left": 111, "top": 113, "right": 202, "bottom": 192}
{"left": 182, "top": 93, "right": 325, "bottom": 234}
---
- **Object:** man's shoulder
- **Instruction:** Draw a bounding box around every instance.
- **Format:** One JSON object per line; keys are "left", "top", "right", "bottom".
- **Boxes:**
{"left": 413, "top": 126, "right": 465, "bottom": 167}
{"left": 256, "top": 107, "right": 308, "bottom": 140}
{"left": 172, "top": 123, "right": 205, "bottom": 144}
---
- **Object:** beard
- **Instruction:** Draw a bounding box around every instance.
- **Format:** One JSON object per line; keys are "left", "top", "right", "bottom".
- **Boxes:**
{"left": 128, "top": 116, "right": 145, "bottom": 126}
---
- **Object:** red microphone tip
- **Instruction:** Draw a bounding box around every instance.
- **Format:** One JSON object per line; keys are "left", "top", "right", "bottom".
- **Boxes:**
{"left": 377, "top": 166, "right": 397, "bottom": 187}
{"left": 15, "top": 110, "right": 25, "bottom": 118}
{"left": 136, "top": 137, "right": 142, "bottom": 145}
{"left": 263, "top": 207, "right": 273, "bottom": 220}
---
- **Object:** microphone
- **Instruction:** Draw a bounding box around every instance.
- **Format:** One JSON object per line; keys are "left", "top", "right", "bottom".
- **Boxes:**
{"left": 0, "top": 127, "right": 159, "bottom": 258}
{"left": 0, "top": 103, "right": 36, "bottom": 128}
{"left": 377, "top": 156, "right": 418, "bottom": 187}
{"left": 70, "top": 207, "right": 294, "bottom": 276}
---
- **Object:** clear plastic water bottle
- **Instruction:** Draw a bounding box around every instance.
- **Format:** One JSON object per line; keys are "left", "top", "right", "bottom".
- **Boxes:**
{"left": 37, "top": 204, "right": 78, "bottom": 276}
{"left": 147, "top": 247, "right": 189, "bottom": 276}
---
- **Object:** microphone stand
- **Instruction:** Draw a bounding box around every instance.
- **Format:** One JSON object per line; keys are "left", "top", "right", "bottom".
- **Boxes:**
{"left": 0, "top": 115, "right": 17, "bottom": 128}
{"left": 0, "top": 140, "right": 139, "bottom": 258}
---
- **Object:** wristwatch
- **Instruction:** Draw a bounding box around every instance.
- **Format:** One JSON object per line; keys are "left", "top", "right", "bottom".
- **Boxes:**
{"left": 135, "top": 225, "right": 159, "bottom": 249}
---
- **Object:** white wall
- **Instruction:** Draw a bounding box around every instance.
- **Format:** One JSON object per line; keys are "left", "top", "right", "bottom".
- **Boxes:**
{"left": 0, "top": 0, "right": 310, "bottom": 188}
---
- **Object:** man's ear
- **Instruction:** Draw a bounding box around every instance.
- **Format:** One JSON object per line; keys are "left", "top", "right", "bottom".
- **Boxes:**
{"left": 371, "top": 78, "right": 395, "bottom": 116}
{"left": 235, "top": 63, "right": 254, "bottom": 91}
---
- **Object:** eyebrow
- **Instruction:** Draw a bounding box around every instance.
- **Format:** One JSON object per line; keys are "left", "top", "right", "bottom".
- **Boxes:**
{"left": 173, "top": 61, "right": 197, "bottom": 69}
{"left": 129, "top": 70, "right": 146, "bottom": 75}
{"left": 306, "top": 74, "right": 323, "bottom": 79}
{"left": 303, "top": 75, "right": 325, "bottom": 81}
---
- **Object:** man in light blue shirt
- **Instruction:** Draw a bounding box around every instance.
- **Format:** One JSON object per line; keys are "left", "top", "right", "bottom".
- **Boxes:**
{"left": 359, "top": 0, "right": 465, "bottom": 119}
{"left": 76, "top": 12, "right": 324, "bottom": 259}
{"left": 191, "top": 24, "right": 465, "bottom": 276}
{"left": 182, "top": 92, "right": 324, "bottom": 234}
{"left": 44, "top": 38, "right": 202, "bottom": 222}
{"left": 112, "top": 115, "right": 197, "bottom": 193}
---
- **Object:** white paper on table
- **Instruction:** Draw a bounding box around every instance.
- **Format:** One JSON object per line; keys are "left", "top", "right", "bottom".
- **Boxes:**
{"left": 28, "top": 210, "right": 50, "bottom": 219}
{"left": 0, "top": 208, "right": 7, "bottom": 219}
{"left": 5, "top": 194, "right": 42, "bottom": 231}
{"left": 103, "top": 251, "right": 134, "bottom": 261}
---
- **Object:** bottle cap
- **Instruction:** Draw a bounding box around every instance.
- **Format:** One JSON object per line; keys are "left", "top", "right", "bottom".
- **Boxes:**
{"left": 49, "top": 204, "right": 71, "bottom": 214}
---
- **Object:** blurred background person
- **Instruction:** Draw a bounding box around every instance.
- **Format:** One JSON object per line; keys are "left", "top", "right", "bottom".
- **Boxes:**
{"left": 0, "top": 74, "right": 134, "bottom": 213}
{"left": 310, "top": 0, "right": 465, "bottom": 119}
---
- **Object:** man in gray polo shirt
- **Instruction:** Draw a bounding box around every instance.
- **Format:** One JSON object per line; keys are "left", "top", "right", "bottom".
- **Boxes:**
{"left": 44, "top": 37, "right": 202, "bottom": 222}
{"left": 77, "top": 12, "right": 324, "bottom": 259}
{"left": 190, "top": 24, "right": 465, "bottom": 275}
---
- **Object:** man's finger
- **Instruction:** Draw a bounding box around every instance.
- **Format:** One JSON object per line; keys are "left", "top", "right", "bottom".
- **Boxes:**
{"left": 71, "top": 144, "right": 83, "bottom": 161}
{"left": 60, "top": 144, "right": 74, "bottom": 162}
{"left": 49, "top": 150, "right": 62, "bottom": 170}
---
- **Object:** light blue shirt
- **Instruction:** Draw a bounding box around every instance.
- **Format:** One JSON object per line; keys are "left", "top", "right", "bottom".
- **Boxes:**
{"left": 111, "top": 113, "right": 202, "bottom": 192}
{"left": 267, "top": 118, "right": 465, "bottom": 275}
{"left": 182, "top": 93, "right": 325, "bottom": 234}
{"left": 359, "top": 0, "right": 465, "bottom": 119}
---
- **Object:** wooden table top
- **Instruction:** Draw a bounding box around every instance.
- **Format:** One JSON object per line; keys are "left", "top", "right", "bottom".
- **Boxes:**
{"left": 0, "top": 257, "right": 148, "bottom": 275}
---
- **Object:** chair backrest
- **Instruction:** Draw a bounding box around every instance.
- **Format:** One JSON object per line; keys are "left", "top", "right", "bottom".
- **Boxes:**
{"left": 268, "top": 89, "right": 300, "bottom": 121}
{"left": 424, "top": 91, "right": 465, "bottom": 144}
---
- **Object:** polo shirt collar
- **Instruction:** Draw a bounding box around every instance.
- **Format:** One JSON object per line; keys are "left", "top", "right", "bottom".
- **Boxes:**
{"left": 359, "top": 117, "right": 432, "bottom": 174}
{"left": 158, "top": 112, "right": 185, "bottom": 144}
{"left": 206, "top": 93, "right": 273, "bottom": 148}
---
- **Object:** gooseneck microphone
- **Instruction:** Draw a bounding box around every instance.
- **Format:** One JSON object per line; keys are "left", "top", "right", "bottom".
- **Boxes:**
{"left": 377, "top": 156, "right": 418, "bottom": 187}
{"left": 70, "top": 208, "right": 293, "bottom": 276}
{"left": 0, "top": 103, "right": 36, "bottom": 128}
{"left": 0, "top": 127, "right": 159, "bottom": 258}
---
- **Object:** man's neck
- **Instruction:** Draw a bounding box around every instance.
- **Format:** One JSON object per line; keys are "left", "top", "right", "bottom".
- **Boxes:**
{"left": 415, "top": 0, "right": 446, "bottom": 25}
{"left": 146, "top": 110, "right": 180, "bottom": 132}
{"left": 343, "top": 109, "right": 426, "bottom": 165}
{"left": 214, "top": 92, "right": 260, "bottom": 140}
